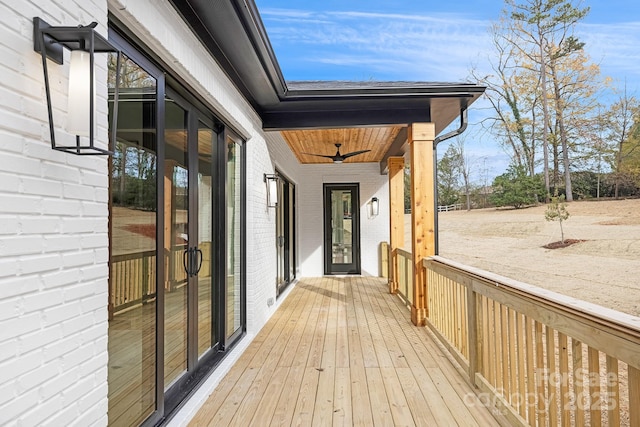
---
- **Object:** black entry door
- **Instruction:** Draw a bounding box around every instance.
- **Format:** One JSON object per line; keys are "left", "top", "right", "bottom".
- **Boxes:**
{"left": 323, "top": 183, "right": 361, "bottom": 275}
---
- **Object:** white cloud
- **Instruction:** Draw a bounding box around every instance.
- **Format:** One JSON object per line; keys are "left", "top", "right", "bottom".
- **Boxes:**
{"left": 578, "top": 21, "right": 640, "bottom": 91}
{"left": 260, "top": 7, "right": 494, "bottom": 82}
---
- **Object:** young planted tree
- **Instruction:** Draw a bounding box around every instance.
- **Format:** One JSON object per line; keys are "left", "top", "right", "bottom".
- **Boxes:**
{"left": 545, "top": 191, "right": 570, "bottom": 243}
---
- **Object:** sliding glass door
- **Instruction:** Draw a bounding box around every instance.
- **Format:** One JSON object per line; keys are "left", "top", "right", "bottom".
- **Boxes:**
{"left": 162, "top": 89, "right": 223, "bottom": 408}
{"left": 108, "top": 29, "right": 245, "bottom": 426}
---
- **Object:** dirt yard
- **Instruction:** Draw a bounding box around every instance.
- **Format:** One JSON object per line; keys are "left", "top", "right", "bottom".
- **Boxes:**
{"left": 407, "top": 199, "right": 640, "bottom": 317}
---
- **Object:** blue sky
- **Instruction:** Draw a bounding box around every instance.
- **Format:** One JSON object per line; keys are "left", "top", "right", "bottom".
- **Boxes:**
{"left": 255, "top": 0, "right": 640, "bottom": 181}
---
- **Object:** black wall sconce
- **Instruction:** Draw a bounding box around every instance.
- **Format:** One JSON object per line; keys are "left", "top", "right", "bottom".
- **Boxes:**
{"left": 33, "top": 17, "right": 121, "bottom": 155}
{"left": 264, "top": 173, "right": 279, "bottom": 208}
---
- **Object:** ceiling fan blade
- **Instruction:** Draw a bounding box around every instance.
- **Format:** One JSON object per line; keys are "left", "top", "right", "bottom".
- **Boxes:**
{"left": 302, "top": 152, "right": 335, "bottom": 160}
{"left": 341, "top": 149, "right": 371, "bottom": 159}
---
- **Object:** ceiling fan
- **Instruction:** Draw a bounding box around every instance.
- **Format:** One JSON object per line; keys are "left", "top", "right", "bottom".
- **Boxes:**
{"left": 303, "top": 143, "right": 370, "bottom": 163}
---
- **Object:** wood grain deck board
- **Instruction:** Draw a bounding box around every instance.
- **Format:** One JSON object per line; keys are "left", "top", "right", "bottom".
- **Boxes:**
{"left": 188, "top": 277, "right": 500, "bottom": 426}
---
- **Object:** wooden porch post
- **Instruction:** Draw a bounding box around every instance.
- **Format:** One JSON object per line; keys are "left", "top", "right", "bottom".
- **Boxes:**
{"left": 388, "top": 156, "right": 405, "bottom": 294}
{"left": 409, "top": 123, "right": 436, "bottom": 326}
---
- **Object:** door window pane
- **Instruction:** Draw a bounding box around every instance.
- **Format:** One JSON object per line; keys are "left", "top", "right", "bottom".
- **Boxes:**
{"left": 331, "top": 190, "right": 353, "bottom": 264}
{"left": 108, "top": 53, "right": 157, "bottom": 426}
{"left": 197, "top": 121, "right": 214, "bottom": 356}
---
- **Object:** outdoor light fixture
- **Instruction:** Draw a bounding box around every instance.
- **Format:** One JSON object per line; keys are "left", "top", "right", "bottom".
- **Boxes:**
{"left": 264, "top": 173, "right": 279, "bottom": 208}
{"left": 370, "top": 197, "right": 380, "bottom": 217}
{"left": 33, "top": 17, "right": 121, "bottom": 155}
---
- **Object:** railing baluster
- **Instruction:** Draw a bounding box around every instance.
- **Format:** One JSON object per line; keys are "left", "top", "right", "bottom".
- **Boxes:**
{"left": 516, "top": 312, "right": 526, "bottom": 419}
{"left": 606, "top": 355, "right": 620, "bottom": 426}
{"left": 630, "top": 365, "right": 640, "bottom": 426}
{"left": 501, "top": 305, "right": 509, "bottom": 399}
{"left": 525, "top": 316, "right": 535, "bottom": 424}
{"left": 546, "top": 326, "right": 558, "bottom": 426}
{"left": 558, "top": 332, "right": 569, "bottom": 427}
{"left": 508, "top": 308, "right": 518, "bottom": 412}
{"left": 588, "top": 346, "right": 602, "bottom": 427}
{"left": 572, "top": 339, "right": 585, "bottom": 427}
{"left": 535, "top": 321, "right": 546, "bottom": 427}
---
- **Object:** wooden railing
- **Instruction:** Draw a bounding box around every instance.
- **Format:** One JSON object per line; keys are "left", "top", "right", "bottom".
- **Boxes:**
{"left": 390, "top": 247, "right": 414, "bottom": 306}
{"left": 110, "top": 244, "right": 188, "bottom": 314}
{"left": 110, "top": 249, "right": 156, "bottom": 312}
{"left": 422, "top": 256, "right": 640, "bottom": 426}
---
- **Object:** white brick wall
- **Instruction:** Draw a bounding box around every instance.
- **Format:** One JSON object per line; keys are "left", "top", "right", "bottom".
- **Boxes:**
{"left": 0, "top": 1, "right": 110, "bottom": 426}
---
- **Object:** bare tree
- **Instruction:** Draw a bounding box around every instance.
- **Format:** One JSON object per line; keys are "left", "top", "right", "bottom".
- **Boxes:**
{"left": 606, "top": 84, "right": 640, "bottom": 198}
{"left": 451, "top": 136, "right": 476, "bottom": 211}
{"left": 471, "top": 21, "right": 539, "bottom": 177}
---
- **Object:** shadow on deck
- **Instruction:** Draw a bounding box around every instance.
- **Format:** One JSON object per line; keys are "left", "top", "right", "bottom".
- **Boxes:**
{"left": 188, "top": 276, "right": 502, "bottom": 426}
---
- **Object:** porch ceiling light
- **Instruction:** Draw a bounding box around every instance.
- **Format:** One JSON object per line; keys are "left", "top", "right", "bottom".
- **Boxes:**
{"left": 264, "top": 173, "right": 279, "bottom": 208}
{"left": 33, "top": 17, "right": 121, "bottom": 155}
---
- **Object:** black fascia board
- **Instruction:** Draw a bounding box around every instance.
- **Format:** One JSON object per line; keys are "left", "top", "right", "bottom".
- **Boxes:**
{"left": 262, "top": 108, "right": 432, "bottom": 131}
{"left": 263, "top": 90, "right": 482, "bottom": 131}
{"left": 168, "top": 0, "right": 285, "bottom": 111}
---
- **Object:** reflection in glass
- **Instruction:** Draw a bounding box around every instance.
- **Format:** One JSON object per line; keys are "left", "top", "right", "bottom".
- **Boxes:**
{"left": 331, "top": 190, "right": 353, "bottom": 264}
{"left": 226, "top": 137, "right": 242, "bottom": 339}
{"left": 108, "top": 53, "right": 157, "bottom": 426}
{"left": 197, "top": 122, "right": 214, "bottom": 357}
{"left": 163, "top": 97, "right": 188, "bottom": 389}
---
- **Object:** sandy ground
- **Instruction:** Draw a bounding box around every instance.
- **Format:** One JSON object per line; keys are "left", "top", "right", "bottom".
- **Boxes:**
{"left": 406, "top": 199, "right": 640, "bottom": 317}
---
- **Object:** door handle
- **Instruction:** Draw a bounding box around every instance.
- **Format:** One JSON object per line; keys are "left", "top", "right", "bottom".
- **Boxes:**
{"left": 190, "top": 247, "right": 198, "bottom": 277}
{"left": 183, "top": 247, "right": 203, "bottom": 277}
{"left": 195, "top": 248, "right": 203, "bottom": 275}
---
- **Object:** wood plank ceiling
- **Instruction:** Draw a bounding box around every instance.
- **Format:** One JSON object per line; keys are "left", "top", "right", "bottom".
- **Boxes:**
{"left": 280, "top": 126, "right": 404, "bottom": 164}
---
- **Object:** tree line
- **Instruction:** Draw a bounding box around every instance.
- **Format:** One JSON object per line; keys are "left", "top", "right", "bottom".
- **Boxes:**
{"left": 464, "top": 0, "right": 640, "bottom": 207}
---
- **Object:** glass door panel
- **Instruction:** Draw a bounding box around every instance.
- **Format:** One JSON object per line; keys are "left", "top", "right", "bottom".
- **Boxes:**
{"left": 197, "top": 121, "right": 215, "bottom": 357}
{"left": 108, "top": 53, "right": 158, "bottom": 426}
{"left": 226, "top": 135, "right": 242, "bottom": 339}
{"left": 163, "top": 97, "right": 189, "bottom": 389}
{"left": 331, "top": 189, "right": 353, "bottom": 264}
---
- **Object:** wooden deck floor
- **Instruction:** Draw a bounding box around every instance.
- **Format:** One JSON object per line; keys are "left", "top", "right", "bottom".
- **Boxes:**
{"left": 189, "top": 277, "right": 501, "bottom": 426}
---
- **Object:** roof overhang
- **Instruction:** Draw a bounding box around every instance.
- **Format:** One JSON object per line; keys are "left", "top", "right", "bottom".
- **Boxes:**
{"left": 168, "top": 0, "right": 485, "bottom": 170}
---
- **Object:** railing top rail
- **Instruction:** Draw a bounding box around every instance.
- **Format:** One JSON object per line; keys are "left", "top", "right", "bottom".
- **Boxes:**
{"left": 111, "top": 249, "right": 156, "bottom": 262}
{"left": 395, "top": 247, "right": 413, "bottom": 258}
{"left": 424, "top": 255, "right": 640, "bottom": 338}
